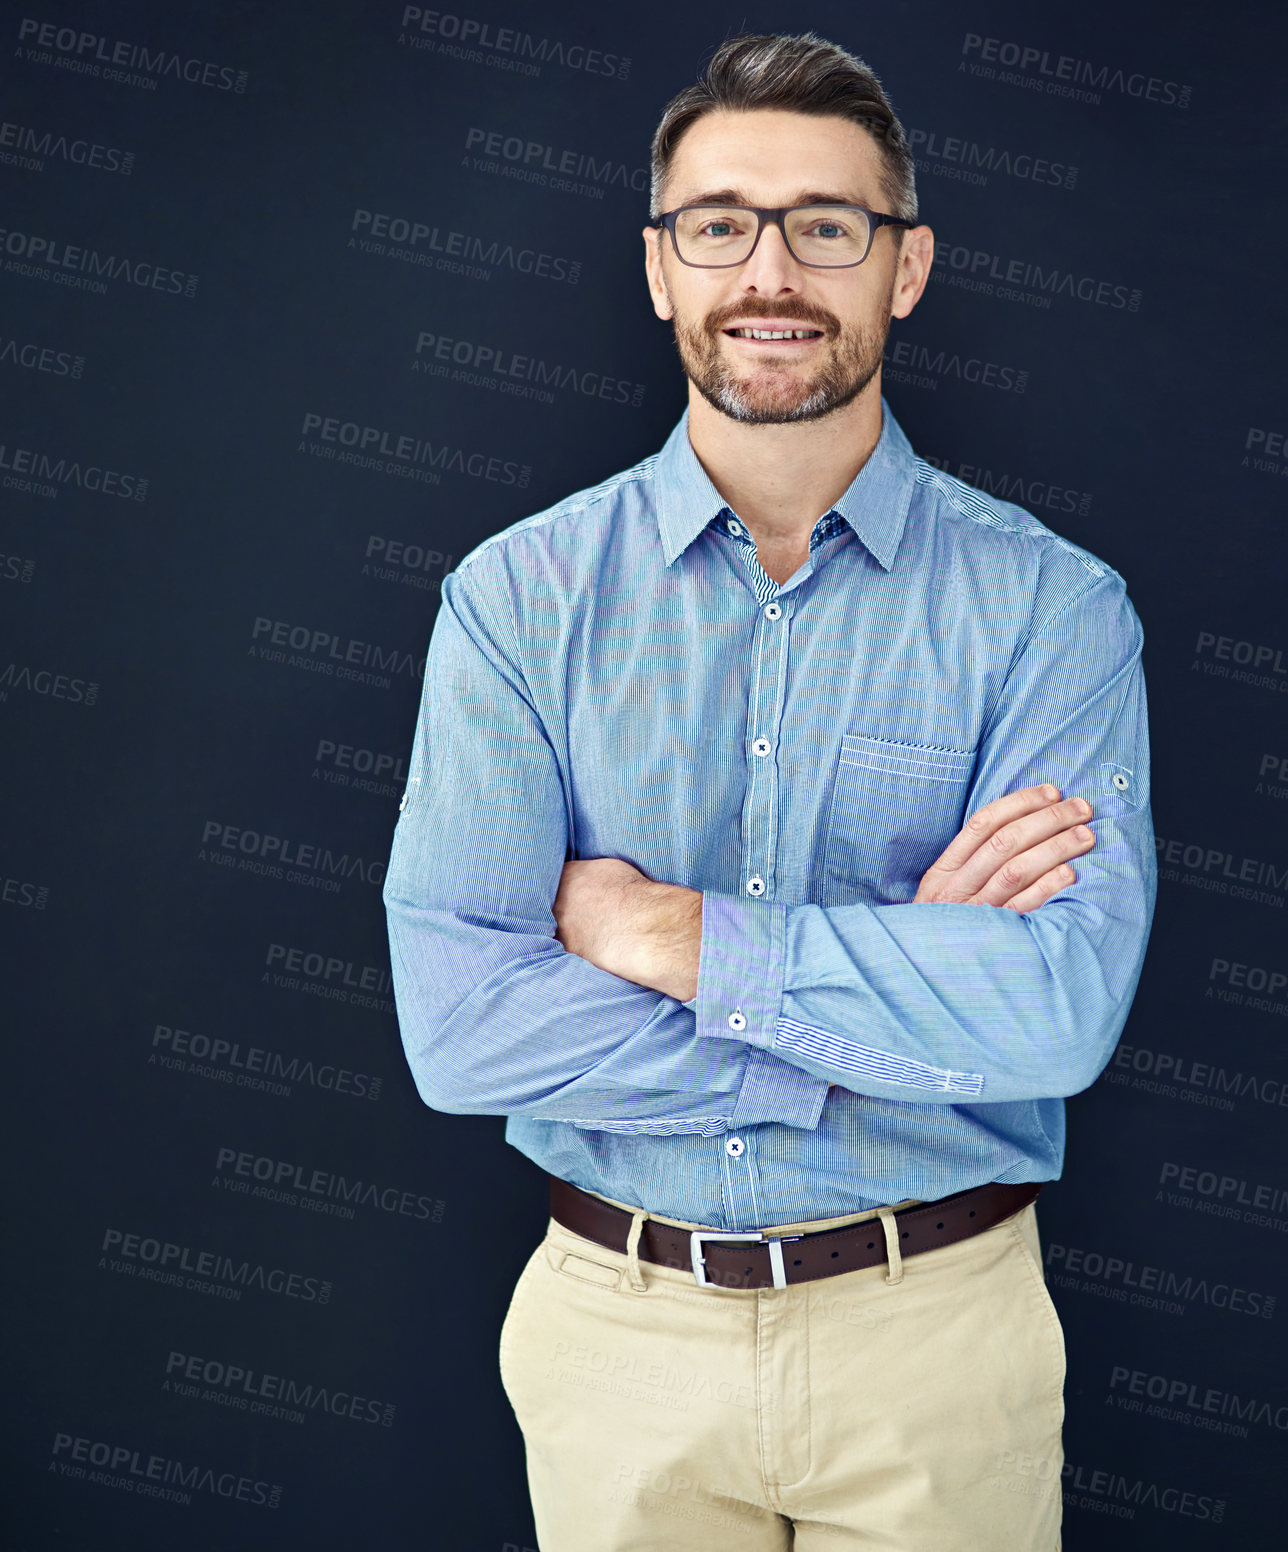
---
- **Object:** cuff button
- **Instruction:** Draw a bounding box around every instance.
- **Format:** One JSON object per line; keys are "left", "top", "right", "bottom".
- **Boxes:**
{"left": 727, "top": 1011, "right": 747, "bottom": 1031}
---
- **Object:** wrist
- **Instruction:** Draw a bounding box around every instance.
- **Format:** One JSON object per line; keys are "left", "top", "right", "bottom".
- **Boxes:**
{"left": 633, "top": 880, "right": 702, "bottom": 1001}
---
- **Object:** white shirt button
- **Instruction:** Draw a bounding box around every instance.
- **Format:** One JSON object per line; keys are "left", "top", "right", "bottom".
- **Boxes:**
{"left": 726, "top": 518, "right": 744, "bottom": 537}
{"left": 746, "top": 876, "right": 765, "bottom": 896}
{"left": 727, "top": 1010, "right": 747, "bottom": 1031}
{"left": 725, "top": 1136, "right": 745, "bottom": 1157}
{"left": 752, "top": 737, "right": 771, "bottom": 758}
{"left": 398, "top": 793, "right": 408, "bottom": 812}
{"left": 763, "top": 602, "right": 782, "bottom": 620}
{"left": 1111, "top": 773, "right": 1130, "bottom": 791}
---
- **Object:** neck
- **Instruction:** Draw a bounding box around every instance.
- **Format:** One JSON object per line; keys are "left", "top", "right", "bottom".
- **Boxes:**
{"left": 685, "top": 376, "right": 885, "bottom": 583}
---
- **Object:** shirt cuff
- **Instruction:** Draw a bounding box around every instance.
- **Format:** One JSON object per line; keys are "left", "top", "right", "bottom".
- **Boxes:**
{"left": 696, "top": 889, "right": 785, "bottom": 1051}
{"left": 730, "top": 1045, "right": 828, "bottom": 1130}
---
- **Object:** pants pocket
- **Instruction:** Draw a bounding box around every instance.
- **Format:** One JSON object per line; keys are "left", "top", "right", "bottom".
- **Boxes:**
{"left": 1006, "top": 1207, "right": 1067, "bottom": 1400}
{"left": 498, "top": 1240, "right": 545, "bottom": 1402}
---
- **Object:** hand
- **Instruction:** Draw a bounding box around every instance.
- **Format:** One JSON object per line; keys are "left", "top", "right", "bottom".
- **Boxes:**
{"left": 913, "top": 784, "right": 1095, "bottom": 913}
{"left": 826, "top": 786, "right": 1095, "bottom": 1093}
{"left": 553, "top": 858, "right": 702, "bottom": 1001}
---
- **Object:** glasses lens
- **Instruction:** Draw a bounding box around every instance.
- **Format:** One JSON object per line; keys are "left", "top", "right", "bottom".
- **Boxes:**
{"left": 673, "top": 207, "right": 757, "bottom": 264}
{"left": 785, "top": 207, "right": 871, "bottom": 266}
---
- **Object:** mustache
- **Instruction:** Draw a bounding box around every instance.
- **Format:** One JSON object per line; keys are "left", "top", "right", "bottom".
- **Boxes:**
{"left": 702, "top": 300, "right": 840, "bottom": 338}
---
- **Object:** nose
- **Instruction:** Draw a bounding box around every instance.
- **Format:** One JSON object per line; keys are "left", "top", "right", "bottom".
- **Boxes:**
{"left": 738, "top": 217, "right": 805, "bottom": 296}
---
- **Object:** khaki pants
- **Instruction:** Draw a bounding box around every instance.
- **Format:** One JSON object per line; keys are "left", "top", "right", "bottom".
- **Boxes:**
{"left": 499, "top": 1191, "right": 1064, "bottom": 1550}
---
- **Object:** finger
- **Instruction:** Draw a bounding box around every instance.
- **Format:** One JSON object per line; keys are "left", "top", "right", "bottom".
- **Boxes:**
{"left": 944, "top": 798, "right": 1094, "bottom": 900}
{"left": 971, "top": 825, "right": 1096, "bottom": 907}
{"left": 930, "top": 785, "right": 1064, "bottom": 876}
{"left": 999, "top": 863, "right": 1078, "bottom": 915}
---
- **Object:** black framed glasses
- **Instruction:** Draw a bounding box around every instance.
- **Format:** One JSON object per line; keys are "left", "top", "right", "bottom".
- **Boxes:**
{"left": 654, "top": 204, "right": 914, "bottom": 269}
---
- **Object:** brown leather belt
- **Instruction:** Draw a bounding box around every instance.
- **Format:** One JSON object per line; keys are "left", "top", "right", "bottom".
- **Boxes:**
{"left": 550, "top": 1175, "right": 1042, "bottom": 1290}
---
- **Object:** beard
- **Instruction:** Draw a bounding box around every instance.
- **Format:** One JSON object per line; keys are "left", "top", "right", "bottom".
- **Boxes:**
{"left": 669, "top": 290, "right": 893, "bottom": 425}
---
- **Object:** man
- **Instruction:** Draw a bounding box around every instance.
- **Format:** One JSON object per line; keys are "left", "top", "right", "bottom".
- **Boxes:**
{"left": 384, "top": 31, "right": 1155, "bottom": 1551}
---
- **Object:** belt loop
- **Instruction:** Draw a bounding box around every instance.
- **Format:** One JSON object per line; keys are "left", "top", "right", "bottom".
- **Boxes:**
{"left": 877, "top": 1207, "right": 903, "bottom": 1285}
{"left": 625, "top": 1208, "right": 651, "bottom": 1293}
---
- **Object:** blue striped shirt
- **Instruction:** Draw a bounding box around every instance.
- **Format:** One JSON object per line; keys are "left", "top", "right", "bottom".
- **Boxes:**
{"left": 383, "top": 401, "right": 1156, "bottom": 1229}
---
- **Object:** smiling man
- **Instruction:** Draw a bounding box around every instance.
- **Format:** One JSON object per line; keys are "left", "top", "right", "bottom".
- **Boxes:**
{"left": 384, "top": 31, "right": 1155, "bottom": 1551}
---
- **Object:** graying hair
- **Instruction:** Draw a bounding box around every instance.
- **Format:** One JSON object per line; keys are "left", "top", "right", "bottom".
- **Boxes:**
{"left": 649, "top": 32, "right": 918, "bottom": 224}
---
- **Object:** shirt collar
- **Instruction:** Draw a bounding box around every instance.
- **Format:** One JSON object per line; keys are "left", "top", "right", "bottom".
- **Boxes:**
{"left": 652, "top": 396, "right": 917, "bottom": 573}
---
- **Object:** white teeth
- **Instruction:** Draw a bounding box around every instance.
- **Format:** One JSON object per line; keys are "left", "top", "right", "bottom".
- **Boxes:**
{"left": 731, "top": 328, "right": 818, "bottom": 339}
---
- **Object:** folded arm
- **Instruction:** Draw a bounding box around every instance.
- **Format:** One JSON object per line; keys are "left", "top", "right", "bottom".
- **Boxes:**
{"left": 382, "top": 565, "right": 828, "bottom": 1134}
{"left": 561, "top": 573, "right": 1156, "bottom": 1106}
{"left": 703, "top": 572, "right": 1155, "bottom": 1102}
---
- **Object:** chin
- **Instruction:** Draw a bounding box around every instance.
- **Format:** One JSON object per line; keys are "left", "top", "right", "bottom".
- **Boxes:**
{"left": 712, "top": 378, "right": 845, "bottom": 425}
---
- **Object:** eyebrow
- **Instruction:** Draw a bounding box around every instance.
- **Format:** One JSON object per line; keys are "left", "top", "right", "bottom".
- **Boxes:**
{"left": 675, "top": 188, "right": 870, "bottom": 208}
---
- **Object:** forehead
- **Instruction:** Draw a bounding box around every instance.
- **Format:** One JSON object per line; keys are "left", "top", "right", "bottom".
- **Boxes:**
{"left": 666, "top": 108, "right": 883, "bottom": 205}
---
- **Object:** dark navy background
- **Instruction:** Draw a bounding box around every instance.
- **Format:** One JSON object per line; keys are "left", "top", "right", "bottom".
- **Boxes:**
{"left": 2, "top": 2, "right": 1285, "bottom": 1547}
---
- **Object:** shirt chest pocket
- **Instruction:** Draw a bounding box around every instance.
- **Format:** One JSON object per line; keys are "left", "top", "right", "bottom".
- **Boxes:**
{"left": 818, "top": 735, "right": 978, "bottom": 906}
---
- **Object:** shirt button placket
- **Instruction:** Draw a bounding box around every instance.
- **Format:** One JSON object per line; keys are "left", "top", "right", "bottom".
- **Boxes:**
{"left": 719, "top": 1127, "right": 759, "bottom": 1228}
{"left": 741, "top": 592, "right": 791, "bottom": 904}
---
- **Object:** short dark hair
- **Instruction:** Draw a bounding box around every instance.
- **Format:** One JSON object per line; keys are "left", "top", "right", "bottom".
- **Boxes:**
{"left": 650, "top": 31, "right": 917, "bottom": 223}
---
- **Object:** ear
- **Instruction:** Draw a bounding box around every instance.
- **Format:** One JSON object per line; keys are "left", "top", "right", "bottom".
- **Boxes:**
{"left": 890, "top": 224, "right": 934, "bottom": 320}
{"left": 642, "top": 225, "right": 674, "bottom": 320}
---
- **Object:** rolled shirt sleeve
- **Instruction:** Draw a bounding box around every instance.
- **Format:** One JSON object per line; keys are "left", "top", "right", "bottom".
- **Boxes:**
{"left": 695, "top": 570, "right": 1157, "bottom": 1103}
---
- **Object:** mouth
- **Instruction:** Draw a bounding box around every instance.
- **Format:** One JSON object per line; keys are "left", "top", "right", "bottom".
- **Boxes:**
{"left": 723, "top": 326, "right": 825, "bottom": 342}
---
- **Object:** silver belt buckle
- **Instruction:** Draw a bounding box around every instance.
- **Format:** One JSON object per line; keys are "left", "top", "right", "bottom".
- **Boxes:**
{"left": 689, "top": 1229, "right": 800, "bottom": 1290}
